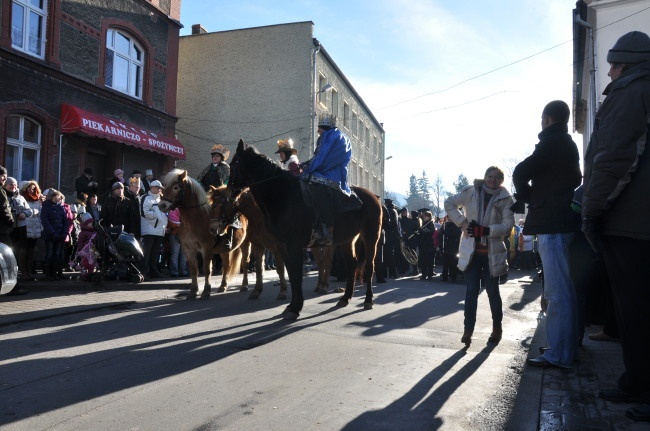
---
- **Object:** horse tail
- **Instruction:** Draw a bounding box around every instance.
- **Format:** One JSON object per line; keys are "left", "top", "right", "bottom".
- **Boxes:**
{"left": 223, "top": 247, "right": 244, "bottom": 281}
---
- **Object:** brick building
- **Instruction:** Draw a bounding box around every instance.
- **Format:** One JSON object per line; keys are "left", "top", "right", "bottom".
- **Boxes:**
{"left": 0, "top": 0, "right": 184, "bottom": 199}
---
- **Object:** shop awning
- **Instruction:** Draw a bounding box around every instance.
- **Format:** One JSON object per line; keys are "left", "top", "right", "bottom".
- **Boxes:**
{"left": 60, "top": 104, "right": 185, "bottom": 160}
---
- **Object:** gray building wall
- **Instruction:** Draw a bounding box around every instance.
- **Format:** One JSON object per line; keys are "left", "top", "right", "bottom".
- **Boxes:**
{"left": 176, "top": 21, "right": 385, "bottom": 197}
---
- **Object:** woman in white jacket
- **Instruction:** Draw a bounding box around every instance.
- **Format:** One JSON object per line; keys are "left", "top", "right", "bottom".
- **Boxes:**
{"left": 444, "top": 166, "right": 514, "bottom": 346}
{"left": 140, "top": 180, "right": 167, "bottom": 279}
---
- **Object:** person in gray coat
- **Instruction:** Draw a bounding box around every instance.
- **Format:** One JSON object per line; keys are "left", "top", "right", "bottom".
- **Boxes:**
{"left": 445, "top": 166, "right": 514, "bottom": 346}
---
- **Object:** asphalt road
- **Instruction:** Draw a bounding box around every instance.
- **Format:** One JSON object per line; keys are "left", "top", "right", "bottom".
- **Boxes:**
{"left": 0, "top": 270, "right": 542, "bottom": 431}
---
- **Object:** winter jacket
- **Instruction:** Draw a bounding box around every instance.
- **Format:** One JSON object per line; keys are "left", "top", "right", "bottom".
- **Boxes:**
{"left": 302, "top": 128, "right": 352, "bottom": 195}
{"left": 444, "top": 180, "right": 515, "bottom": 277}
{"left": 22, "top": 198, "right": 43, "bottom": 239}
{"left": 583, "top": 60, "right": 650, "bottom": 240}
{"left": 40, "top": 200, "right": 68, "bottom": 242}
{"left": 0, "top": 188, "right": 14, "bottom": 235}
{"left": 140, "top": 191, "right": 167, "bottom": 237}
{"left": 100, "top": 193, "right": 132, "bottom": 233}
{"left": 512, "top": 122, "right": 582, "bottom": 235}
{"left": 11, "top": 193, "right": 33, "bottom": 228}
{"left": 198, "top": 162, "right": 229, "bottom": 191}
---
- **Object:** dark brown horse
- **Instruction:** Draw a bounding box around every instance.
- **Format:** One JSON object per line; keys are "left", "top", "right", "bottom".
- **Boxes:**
{"left": 159, "top": 169, "right": 244, "bottom": 299}
{"left": 208, "top": 186, "right": 289, "bottom": 300}
{"left": 228, "top": 140, "right": 382, "bottom": 319}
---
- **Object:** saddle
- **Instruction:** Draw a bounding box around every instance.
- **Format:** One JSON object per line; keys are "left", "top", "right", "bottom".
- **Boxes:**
{"left": 300, "top": 178, "right": 362, "bottom": 213}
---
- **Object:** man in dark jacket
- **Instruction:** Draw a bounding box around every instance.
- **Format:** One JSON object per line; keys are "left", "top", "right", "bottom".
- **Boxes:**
{"left": 0, "top": 166, "right": 14, "bottom": 244}
{"left": 581, "top": 31, "right": 650, "bottom": 422}
{"left": 75, "top": 167, "right": 98, "bottom": 198}
{"left": 440, "top": 216, "right": 461, "bottom": 281}
{"left": 513, "top": 100, "right": 582, "bottom": 370}
{"left": 382, "top": 198, "right": 401, "bottom": 278}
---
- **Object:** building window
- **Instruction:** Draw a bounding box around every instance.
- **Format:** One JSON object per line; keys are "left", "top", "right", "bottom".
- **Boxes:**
{"left": 351, "top": 111, "right": 358, "bottom": 136}
{"left": 317, "top": 74, "right": 327, "bottom": 105}
{"left": 11, "top": 0, "right": 47, "bottom": 58}
{"left": 331, "top": 90, "right": 339, "bottom": 117}
{"left": 343, "top": 103, "right": 350, "bottom": 130}
{"left": 105, "top": 29, "right": 144, "bottom": 99}
{"left": 6, "top": 115, "right": 41, "bottom": 182}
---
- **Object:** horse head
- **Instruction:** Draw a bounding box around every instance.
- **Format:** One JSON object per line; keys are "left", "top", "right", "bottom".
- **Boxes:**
{"left": 228, "top": 139, "right": 285, "bottom": 200}
{"left": 208, "top": 185, "right": 234, "bottom": 236}
{"left": 159, "top": 169, "right": 188, "bottom": 212}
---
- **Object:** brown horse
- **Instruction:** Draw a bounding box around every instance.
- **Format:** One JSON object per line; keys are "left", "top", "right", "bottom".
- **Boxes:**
{"left": 209, "top": 186, "right": 289, "bottom": 300}
{"left": 159, "top": 169, "right": 244, "bottom": 299}
{"left": 310, "top": 246, "right": 334, "bottom": 294}
{"left": 228, "top": 140, "right": 382, "bottom": 320}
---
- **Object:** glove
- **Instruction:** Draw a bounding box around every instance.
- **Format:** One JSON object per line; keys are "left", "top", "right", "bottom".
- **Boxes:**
{"left": 582, "top": 216, "right": 604, "bottom": 253}
{"left": 467, "top": 220, "right": 490, "bottom": 238}
{"left": 510, "top": 199, "right": 525, "bottom": 214}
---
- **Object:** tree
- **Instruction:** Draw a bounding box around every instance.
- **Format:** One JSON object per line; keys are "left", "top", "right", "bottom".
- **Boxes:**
{"left": 453, "top": 174, "right": 469, "bottom": 194}
{"left": 431, "top": 175, "right": 446, "bottom": 218}
{"left": 405, "top": 173, "right": 431, "bottom": 211}
{"left": 417, "top": 171, "right": 431, "bottom": 204}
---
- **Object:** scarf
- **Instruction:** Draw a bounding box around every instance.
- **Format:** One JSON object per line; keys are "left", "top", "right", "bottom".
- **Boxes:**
{"left": 24, "top": 190, "right": 40, "bottom": 202}
{"left": 476, "top": 184, "right": 500, "bottom": 246}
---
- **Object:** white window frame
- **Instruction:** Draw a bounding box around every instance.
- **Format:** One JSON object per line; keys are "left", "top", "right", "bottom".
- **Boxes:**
{"left": 6, "top": 115, "right": 41, "bottom": 183}
{"left": 11, "top": 0, "right": 47, "bottom": 59}
{"left": 105, "top": 29, "right": 144, "bottom": 99}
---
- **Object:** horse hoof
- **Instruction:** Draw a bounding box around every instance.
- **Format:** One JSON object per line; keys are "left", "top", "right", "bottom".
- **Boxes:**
{"left": 199, "top": 292, "right": 211, "bottom": 300}
{"left": 276, "top": 293, "right": 287, "bottom": 301}
{"left": 336, "top": 299, "right": 349, "bottom": 308}
{"left": 186, "top": 293, "right": 197, "bottom": 300}
{"left": 248, "top": 292, "right": 260, "bottom": 300}
{"left": 282, "top": 311, "right": 299, "bottom": 320}
{"left": 364, "top": 302, "right": 374, "bottom": 310}
{"left": 240, "top": 286, "right": 249, "bottom": 292}
{"left": 217, "top": 287, "right": 226, "bottom": 293}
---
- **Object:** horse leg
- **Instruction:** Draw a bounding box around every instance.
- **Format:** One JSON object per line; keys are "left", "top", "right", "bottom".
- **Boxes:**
{"left": 217, "top": 252, "right": 228, "bottom": 293}
{"left": 200, "top": 250, "right": 213, "bottom": 299}
{"left": 249, "top": 244, "right": 265, "bottom": 300}
{"left": 274, "top": 254, "right": 288, "bottom": 300}
{"left": 362, "top": 237, "right": 379, "bottom": 310}
{"left": 312, "top": 247, "right": 324, "bottom": 293}
{"left": 281, "top": 246, "right": 305, "bottom": 320}
{"left": 241, "top": 241, "right": 251, "bottom": 293}
{"left": 186, "top": 253, "right": 200, "bottom": 300}
{"left": 337, "top": 242, "right": 356, "bottom": 308}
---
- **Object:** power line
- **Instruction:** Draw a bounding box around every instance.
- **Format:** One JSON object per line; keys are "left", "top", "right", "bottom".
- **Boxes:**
{"left": 379, "top": 5, "right": 650, "bottom": 111}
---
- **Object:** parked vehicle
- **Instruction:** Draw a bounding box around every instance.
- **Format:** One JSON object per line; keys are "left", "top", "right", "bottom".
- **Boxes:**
{"left": 0, "top": 243, "right": 18, "bottom": 295}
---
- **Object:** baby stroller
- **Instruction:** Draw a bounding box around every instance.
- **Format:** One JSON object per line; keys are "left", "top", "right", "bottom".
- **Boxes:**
{"left": 68, "top": 232, "right": 99, "bottom": 281}
{"left": 95, "top": 221, "right": 145, "bottom": 283}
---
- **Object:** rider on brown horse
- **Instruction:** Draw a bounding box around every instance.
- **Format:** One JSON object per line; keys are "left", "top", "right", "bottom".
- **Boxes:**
{"left": 301, "top": 115, "right": 352, "bottom": 246}
{"left": 197, "top": 144, "right": 241, "bottom": 250}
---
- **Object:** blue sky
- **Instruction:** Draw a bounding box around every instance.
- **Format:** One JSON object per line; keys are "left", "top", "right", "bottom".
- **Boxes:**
{"left": 178, "top": 0, "right": 580, "bottom": 198}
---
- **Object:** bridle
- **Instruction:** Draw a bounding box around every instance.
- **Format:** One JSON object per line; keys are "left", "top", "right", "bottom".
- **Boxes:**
{"left": 159, "top": 179, "right": 209, "bottom": 211}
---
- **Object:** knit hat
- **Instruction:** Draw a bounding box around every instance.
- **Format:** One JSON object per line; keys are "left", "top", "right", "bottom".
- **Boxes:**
{"left": 145, "top": 169, "right": 153, "bottom": 176}
{"left": 0, "top": 166, "right": 6, "bottom": 176}
{"left": 607, "top": 31, "right": 650, "bottom": 64}
{"left": 149, "top": 180, "right": 163, "bottom": 188}
{"left": 5, "top": 177, "right": 17, "bottom": 185}
{"left": 114, "top": 168, "right": 124, "bottom": 177}
{"left": 112, "top": 182, "right": 124, "bottom": 191}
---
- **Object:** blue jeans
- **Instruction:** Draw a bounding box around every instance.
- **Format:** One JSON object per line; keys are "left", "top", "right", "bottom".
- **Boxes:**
{"left": 463, "top": 253, "right": 502, "bottom": 331}
{"left": 169, "top": 233, "right": 188, "bottom": 276}
{"left": 537, "top": 233, "right": 578, "bottom": 368}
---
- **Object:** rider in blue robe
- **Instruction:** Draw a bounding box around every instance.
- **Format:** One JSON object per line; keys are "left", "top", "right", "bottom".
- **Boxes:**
{"left": 301, "top": 115, "right": 352, "bottom": 246}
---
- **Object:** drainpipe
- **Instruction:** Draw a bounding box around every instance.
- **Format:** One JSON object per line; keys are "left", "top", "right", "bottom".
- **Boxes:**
{"left": 312, "top": 42, "right": 321, "bottom": 154}
{"left": 57, "top": 135, "right": 62, "bottom": 189}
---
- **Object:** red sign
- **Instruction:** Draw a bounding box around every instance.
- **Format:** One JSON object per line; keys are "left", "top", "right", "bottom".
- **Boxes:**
{"left": 60, "top": 104, "right": 185, "bottom": 159}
